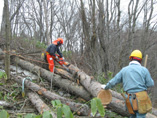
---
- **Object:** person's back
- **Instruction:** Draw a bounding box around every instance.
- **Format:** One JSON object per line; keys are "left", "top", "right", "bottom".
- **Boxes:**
{"left": 46, "top": 43, "right": 57, "bottom": 56}
{"left": 121, "top": 61, "right": 154, "bottom": 93}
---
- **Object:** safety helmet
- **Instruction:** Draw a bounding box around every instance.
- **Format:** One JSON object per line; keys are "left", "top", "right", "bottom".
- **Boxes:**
{"left": 57, "top": 38, "right": 63, "bottom": 44}
{"left": 129, "top": 50, "right": 142, "bottom": 59}
{"left": 52, "top": 38, "right": 64, "bottom": 45}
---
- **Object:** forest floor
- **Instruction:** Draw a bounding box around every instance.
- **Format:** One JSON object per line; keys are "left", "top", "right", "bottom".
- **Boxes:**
{"left": 0, "top": 37, "right": 128, "bottom": 118}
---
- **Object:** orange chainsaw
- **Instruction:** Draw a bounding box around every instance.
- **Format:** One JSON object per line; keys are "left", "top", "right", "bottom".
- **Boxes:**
{"left": 53, "top": 54, "right": 70, "bottom": 72}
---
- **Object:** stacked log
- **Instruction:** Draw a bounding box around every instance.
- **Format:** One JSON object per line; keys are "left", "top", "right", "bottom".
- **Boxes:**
{"left": 12, "top": 75, "right": 90, "bottom": 116}
{"left": 14, "top": 58, "right": 92, "bottom": 101}
{"left": 13, "top": 57, "right": 157, "bottom": 118}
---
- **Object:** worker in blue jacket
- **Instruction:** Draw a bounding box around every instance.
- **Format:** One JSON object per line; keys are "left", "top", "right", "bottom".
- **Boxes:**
{"left": 45, "top": 38, "right": 64, "bottom": 72}
{"left": 101, "top": 50, "right": 154, "bottom": 118}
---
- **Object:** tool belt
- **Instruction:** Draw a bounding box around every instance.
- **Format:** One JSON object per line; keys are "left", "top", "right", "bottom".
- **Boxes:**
{"left": 135, "top": 91, "right": 152, "bottom": 114}
{"left": 126, "top": 94, "right": 135, "bottom": 114}
{"left": 125, "top": 91, "right": 152, "bottom": 114}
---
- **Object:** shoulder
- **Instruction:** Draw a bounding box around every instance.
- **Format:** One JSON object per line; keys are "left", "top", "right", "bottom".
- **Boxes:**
{"left": 141, "top": 66, "right": 150, "bottom": 73}
{"left": 50, "top": 44, "right": 56, "bottom": 47}
{"left": 121, "top": 65, "right": 130, "bottom": 71}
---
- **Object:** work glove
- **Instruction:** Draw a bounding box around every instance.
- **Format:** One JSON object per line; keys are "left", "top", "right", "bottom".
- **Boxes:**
{"left": 62, "top": 57, "right": 65, "bottom": 60}
{"left": 101, "top": 85, "right": 106, "bottom": 89}
{"left": 55, "top": 56, "right": 59, "bottom": 59}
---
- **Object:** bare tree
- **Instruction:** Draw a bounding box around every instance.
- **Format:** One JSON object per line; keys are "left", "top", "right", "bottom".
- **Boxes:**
{"left": 43, "top": 0, "right": 50, "bottom": 44}
{"left": 141, "top": 0, "right": 154, "bottom": 54}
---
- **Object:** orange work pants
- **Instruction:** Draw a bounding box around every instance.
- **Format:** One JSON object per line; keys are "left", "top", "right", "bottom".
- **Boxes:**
{"left": 46, "top": 54, "right": 55, "bottom": 72}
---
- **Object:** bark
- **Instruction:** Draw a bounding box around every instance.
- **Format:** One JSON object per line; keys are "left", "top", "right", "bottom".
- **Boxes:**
{"left": 27, "top": 91, "right": 57, "bottom": 118}
{"left": 55, "top": 68, "right": 76, "bottom": 82}
{"left": 68, "top": 64, "right": 103, "bottom": 97}
{"left": 0, "top": 49, "right": 4, "bottom": 60}
{"left": 13, "top": 75, "right": 90, "bottom": 116}
{"left": 68, "top": 63, "right": 157, "bottom": 117}
{"left": 14, "top": 58, "right": 91, "bottom": 101}
{"left": 4, "top": 0, "right": 11, "bottom": 79}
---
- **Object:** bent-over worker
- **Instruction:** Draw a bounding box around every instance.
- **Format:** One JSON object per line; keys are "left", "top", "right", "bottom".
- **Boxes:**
{"left": 45, "top": 38, "right": 64, "bottom": 72}
{"left": 101, "top": 50, "right": 154, "bottom": 118}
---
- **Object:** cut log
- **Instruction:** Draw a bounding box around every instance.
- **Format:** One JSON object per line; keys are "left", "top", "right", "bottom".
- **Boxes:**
{"left": 27, "top": 91, "right": 57, "bottom": 118}
{"left": 68, "top": 64, "right": 157, "bottom": 117}
{"left": 12, "top": 75, "right": 90, "bottom": 116}
{"left": 14, "top": 58, "right": 92, "bottom": 101}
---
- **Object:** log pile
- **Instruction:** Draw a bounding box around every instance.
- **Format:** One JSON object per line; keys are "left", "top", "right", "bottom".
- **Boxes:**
{"left": 0, "top": 48, "right": 156, "bottom": 118}
{"left": 12, "top": 57, "right": 157, "bottom": 118}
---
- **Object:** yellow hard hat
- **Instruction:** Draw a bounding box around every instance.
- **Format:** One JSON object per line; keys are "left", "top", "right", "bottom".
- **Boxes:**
{"left": 129, "top": 50, "right": 142, "bottom": 59}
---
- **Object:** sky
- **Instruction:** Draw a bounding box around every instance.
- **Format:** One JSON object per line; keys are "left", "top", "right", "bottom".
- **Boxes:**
{"left": 0, "top": 0, "right": 127, "bottom": 26}
{"left": 0, "top": 0, "right": 156, "bottom": 29}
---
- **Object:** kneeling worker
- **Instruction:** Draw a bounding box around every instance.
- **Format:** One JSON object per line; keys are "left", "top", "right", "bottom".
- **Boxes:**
{"left": 101, "top": 50, "right": 154, "bottom": 118}
{"left": 45, "top": 38, "right": 64, "bottom": 72}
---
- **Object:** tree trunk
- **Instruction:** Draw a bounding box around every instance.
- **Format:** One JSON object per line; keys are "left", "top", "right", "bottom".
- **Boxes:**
{"left": 4, "top": 0, "right": 11, "bottom": 79}
{"left": 14, "top": 58, "right": 92, "bottom": 101}
{"left": 0, "top": 49, "right": 4, "bottom": 60}
{"left": 27, "top": 91, "right": 57, "bottom": 117}
{"left": 13, "top": 75, "right": 90, "bottom": 116}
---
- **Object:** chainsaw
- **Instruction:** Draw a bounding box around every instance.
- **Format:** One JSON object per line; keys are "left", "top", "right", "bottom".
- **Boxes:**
{"left": 53, "top": 54, "right": 70, "bottom": 72}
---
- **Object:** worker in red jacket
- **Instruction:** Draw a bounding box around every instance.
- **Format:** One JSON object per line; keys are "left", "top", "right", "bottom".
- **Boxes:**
{"left": 45, "top": 38, "right": 64, "bottom": 72}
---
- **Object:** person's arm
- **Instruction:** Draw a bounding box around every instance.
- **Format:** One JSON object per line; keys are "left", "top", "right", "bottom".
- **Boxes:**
{"left": 56, "top": 46, "right": 63, "bottom": 57}
{"left": 105, "top": 70, "right": 123, "bottom": 89}
{"left": 145, "top": 68, "right": 154, "bottom": 87}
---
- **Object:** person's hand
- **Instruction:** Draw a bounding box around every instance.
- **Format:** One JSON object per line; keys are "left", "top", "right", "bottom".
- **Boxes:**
{"left": 62, "top": 57, "right": 65, "bottom": 60}
{"left": 101, "top": 85, "right": 106, "bottom": 89}
{"left": 55, "top": 56, "right": 58, "bottom": 59}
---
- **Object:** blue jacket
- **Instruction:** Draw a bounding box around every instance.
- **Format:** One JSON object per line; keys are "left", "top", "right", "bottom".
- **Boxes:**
{"left": 46, "top": 44, "right": 63, "bottom": 57}
{"left": 105, "top": 61, "right": 154, "bottom": 93}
